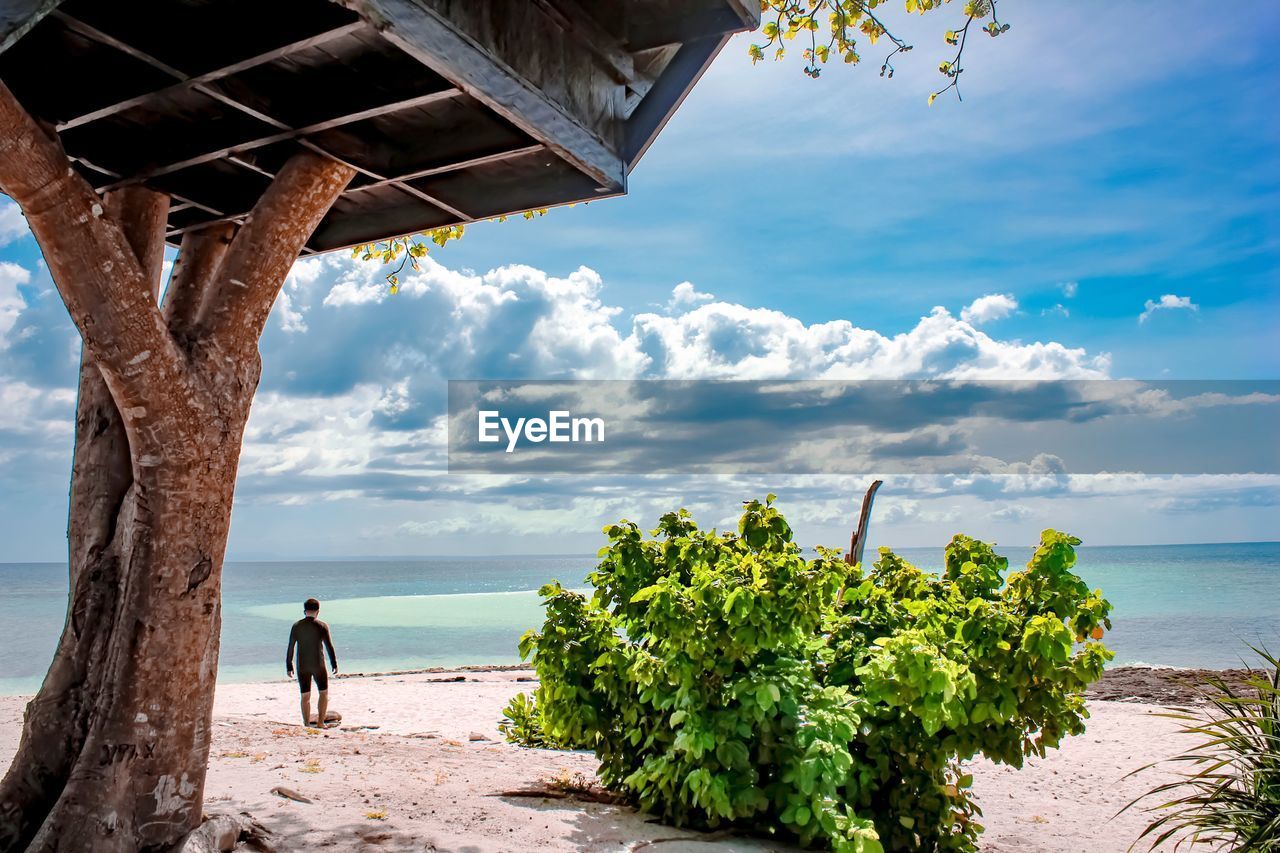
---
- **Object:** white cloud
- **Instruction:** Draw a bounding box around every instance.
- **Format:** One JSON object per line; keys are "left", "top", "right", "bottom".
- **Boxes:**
{"left": 666, "top": 281, "right": 714, "bottom": 312}
{"left": 308, "top": 255, "right": 649, "bottom": 381}
{"left": 0, "top": 377, "right": 74, "bottom": 435}
{"left": 960, "top": 293, "right": 1018, "bottom": 325}
{"left": 990, "top": 504, "right": 1034, "bottom": 522}
{"left": 0, "top": 261, "right": 31, "bottom": 343}
{"left": 632, "top": 302, "right": 1107, "bottom": 380}
{"left": 1041, "top": 304, "right": 1070, "bottom": 318}
{"left": 1061, "top": 281, "right": 1079, "bottom": 298}
{"left": 1139, "top": 294, "right": 1198, "bottom": 324}
{"left": 240, "top": 384, "right": 446, "bottom": 482}
{"left": 229, "top": 257, "right": 1115, "bottom": 503}
{"left": 273, "top": 257, "right": 330, "bottom": 333}
{"left": 0, "top": 201, "right": 27, "bottom": 247}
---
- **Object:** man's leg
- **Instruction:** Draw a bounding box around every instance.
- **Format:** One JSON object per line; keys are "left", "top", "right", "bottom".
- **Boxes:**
{"left": 298, "top": 670, "right": 314, "bottom": 725}
{"left": 315, "top": 669, "right": 330, "bottom": 726}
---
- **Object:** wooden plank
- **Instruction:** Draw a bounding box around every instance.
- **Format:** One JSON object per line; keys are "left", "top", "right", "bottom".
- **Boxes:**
{"left": 342, "top": 0, "right": 624, "bottom": 191}
{"left": 93, "top": 89, "right": 462, "bottom": 190}
{"left": 58, "top": 22, "right": 369, "bottom": 131}
{"left": 624, "top": 34, "right": 726, "bottom": 163}
{"left": 532, "top": 0, "right": 635, "bottom": 85}
{"left": 166, "top": 138, "right": 539, "bottom": 238}
{"left": 625, "top": 1, "right": 753, "bottom": 52}
{"left": 392, "top": 180, "right": 468, "bottom": 220}
{"left": 0, "top": 0, "right": 62, "bottom": 56}
{"left": 346, "top": 143, "right": 544, "bottom": 193}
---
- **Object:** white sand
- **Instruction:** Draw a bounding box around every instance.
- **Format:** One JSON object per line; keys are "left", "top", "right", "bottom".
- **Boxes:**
{"left": 0, "top": 671, "right": 1191, "bottom": 851}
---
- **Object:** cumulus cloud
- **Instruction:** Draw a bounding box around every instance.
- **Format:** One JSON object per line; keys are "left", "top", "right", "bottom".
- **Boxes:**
{"left": 632, "top": 303, "right": 1106, "bottom": 380}
{"left": 10, "top": 247, "right": 1267, "bottom": 554}
{"left": 1139, "top": 294, "right": 1198, "bottom": 324}
{"left": 960, "top": 293, "right": 1018, "bottom": 325}
{"left": 666, "top": 281, "right": 714, "bottom": 312}
{"left": 0, "top": 201, "right": 27, "bottom": 248}
{"left": 209, "top": 254, "right": 1121, "bottom": 510}
{"left": 0, "top": 261, "right": 29, "bottom": 343}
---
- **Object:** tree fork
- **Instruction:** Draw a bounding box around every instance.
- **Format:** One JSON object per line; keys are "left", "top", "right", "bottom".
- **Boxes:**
{"left": 0, "top": 77, "right": 354, "bottom": 851}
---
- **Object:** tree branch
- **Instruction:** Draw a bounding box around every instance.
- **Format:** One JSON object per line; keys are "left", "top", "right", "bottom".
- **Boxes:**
{"left": 164, "top": 222, "right": 236, "bottom": 343}
{"left": 198, "top": 151, "right": 353, "bottom": 359}
{"left": 0, "top": 80, "right": 185, "bottom": 417}
{"left": 103, "top": 186, "right": 169, "bottom": 300}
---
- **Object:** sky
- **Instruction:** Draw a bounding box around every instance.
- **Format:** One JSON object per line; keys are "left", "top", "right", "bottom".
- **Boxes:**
{"left": 0, "top": 2, "right": 1277, "bottom": 561}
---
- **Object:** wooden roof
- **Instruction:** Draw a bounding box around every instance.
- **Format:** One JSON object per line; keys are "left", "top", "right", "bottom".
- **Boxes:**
{"left": 0, "top": 0, "right": 757, "bottom": 253}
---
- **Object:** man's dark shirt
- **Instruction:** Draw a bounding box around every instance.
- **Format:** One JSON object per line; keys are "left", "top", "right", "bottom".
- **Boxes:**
{"left": 286, "top": 616, "right": 337, "bottom": 674}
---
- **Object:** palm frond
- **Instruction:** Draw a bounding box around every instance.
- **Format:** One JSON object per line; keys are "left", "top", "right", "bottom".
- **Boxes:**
{"left": 1122, "top": 645, "right": 1280, "bottom": 851}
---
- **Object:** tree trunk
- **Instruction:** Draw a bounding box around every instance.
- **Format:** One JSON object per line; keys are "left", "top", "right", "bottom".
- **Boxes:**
{"left": 21, "top": 425, "right": 249, "bottom": 852}
{"left": 0, "top": 78, "right": 354, "bottom": 851}
{"left": 0, "top": 193, "right": 258, "bottom": 851}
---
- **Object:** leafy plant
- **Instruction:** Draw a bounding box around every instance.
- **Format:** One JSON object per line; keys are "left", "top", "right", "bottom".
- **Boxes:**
{"left": 1123, "top": 647, "right": 1280, "bottom": 851}
{"left": 503, "top": 496, "right": 1112, "bottom": 852}
{"left": 499, "top": 690, "right": 575, "bottom": 750}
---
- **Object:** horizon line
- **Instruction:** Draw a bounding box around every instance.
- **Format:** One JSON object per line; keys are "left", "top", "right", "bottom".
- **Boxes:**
{"left": 3, "top": 539, "right": 1278, "bottom": 565}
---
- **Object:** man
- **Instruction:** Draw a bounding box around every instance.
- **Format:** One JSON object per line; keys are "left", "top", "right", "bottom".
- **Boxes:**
{"left": 285, "top": 598, "right": 339, "bottom": 727}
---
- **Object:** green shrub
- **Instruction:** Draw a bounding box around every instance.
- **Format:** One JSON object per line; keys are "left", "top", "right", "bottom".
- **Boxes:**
{"left": 1124, "top": 647, "right": 1279, "bottom": 851}
{"left": 504, "top": 496, "right": 1112, "bottom": 852}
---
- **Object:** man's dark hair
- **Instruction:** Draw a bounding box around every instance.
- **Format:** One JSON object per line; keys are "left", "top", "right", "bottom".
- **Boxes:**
{"left": 304, "top": 598, "right": 320, "bottom": 613}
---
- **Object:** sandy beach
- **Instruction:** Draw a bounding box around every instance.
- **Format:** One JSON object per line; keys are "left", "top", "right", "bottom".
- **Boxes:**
{"left": 0, "top": 668, "right": 1204, "bottom": 852}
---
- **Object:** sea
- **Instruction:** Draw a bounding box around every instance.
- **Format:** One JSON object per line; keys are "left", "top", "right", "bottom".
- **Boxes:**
{"left": 1, "top": 542, "right": 1277, "bottom": 695}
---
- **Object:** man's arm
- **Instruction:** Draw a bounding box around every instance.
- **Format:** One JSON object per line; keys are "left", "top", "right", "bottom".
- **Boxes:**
{"left": 321, "top": 622, "right": 338, "bottom": 673}
{"left": 285, "top": 623, "right": 297, "bottom": 675}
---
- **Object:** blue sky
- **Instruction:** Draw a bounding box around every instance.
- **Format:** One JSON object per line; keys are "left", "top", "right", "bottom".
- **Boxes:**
{"left": 1, "top": 1, "right": 1277, "bottom": 561}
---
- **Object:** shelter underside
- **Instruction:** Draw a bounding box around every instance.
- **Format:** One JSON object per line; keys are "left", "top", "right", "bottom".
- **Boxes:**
{"left": 0, "top": 0, "right": 757, "bottom": 252}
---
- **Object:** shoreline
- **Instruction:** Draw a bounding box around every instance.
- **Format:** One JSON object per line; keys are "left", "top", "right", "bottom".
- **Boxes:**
{"left": 0, "top": 662, "right": 1260, "bottom": 703}
{"left": 252, "top": 662, "right": 1265, "bottom": 707}
{"left": 0, "top": 667, "right": 1246, "bottom": 851}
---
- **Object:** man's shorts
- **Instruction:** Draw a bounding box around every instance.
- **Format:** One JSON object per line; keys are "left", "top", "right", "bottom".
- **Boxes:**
{"left": 297, "top": 668, "right": 329, "bottom": 693}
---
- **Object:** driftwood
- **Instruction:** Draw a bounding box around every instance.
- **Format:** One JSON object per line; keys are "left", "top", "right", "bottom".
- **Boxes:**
{"left": 493, "top": 786, "right": 625, "bottom": 805}
{"left": 845, "top": 480, "right": 883, "bottom": 567}
{"left": 177, "top": 813, "right": 276, "bottom": 853}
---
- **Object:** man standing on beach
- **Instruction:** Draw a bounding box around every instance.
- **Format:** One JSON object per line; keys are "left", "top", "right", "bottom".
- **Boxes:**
{"left": 286, "top": 598, "right": 339, "bottom": 727}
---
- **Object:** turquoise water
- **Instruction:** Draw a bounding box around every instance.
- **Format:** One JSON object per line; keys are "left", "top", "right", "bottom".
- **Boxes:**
{"left": 1, "top": 543, "right": 1277, "bottom": 695}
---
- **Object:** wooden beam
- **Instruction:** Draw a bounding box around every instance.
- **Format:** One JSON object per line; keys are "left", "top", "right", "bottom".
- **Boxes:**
{"left": 345, "top": 143, "right": 544, "bottom": 194}
{"left": 625, "top": 2, "right": 757, "bottom": 52}
{"left": 0, "top": 0, "right": 62, "bottom": 56}
{"left": 53, "top": 10, "right": 465, "bottom": 193}
{"left": 166, "top": 141, "right": 544, "bottom": 241}
{"left": 392, "top": 180, "right": 469, "bottom": 220}
{"left": 532, "top": 0, "right": 635, "bottom": 86}
{"left": 624, "top": 35, "right": 726, "bottom": 163}
{"left": 343, "top": 0, "right": 624, "bottom": 191}
{"left": 94, "top": 89, "right": 462, "bottom": 190}
{"left": 722, "top": 0, "right": 763, "bottom": 31}
{"left": 58, "top": 22, "right": 369, "bottom": 131}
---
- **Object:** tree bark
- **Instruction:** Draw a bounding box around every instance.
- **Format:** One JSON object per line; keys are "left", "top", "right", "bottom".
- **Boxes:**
{"left": 0, "top": 78, "right": 354, "bottom": 851}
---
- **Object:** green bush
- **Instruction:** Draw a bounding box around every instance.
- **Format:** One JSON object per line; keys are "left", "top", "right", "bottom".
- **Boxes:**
{"left": 503, "top": 496, "right": 1112, "bottom": 852}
